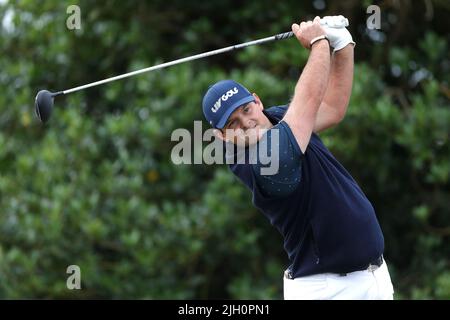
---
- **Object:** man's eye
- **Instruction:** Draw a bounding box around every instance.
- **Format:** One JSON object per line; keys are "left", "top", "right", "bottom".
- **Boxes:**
{"left": 243, "top": 106, "right": 250, "bottom": 112}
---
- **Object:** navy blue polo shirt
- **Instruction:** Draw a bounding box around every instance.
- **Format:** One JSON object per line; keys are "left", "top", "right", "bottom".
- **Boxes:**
{"left": 227, "top": 105, "right": 384, "bottom": 278}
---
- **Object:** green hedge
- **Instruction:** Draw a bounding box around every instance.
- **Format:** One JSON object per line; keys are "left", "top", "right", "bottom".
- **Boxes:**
{"left": 0, "top": 1, "right": 448, "bottom": 299}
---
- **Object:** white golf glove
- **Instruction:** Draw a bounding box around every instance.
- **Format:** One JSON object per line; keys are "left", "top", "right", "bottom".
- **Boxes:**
{"left": 320, "top": 15, "right": 349, "bottom": 28}
{"left": 320, "top": 15, "right": 355, "bottom": 52}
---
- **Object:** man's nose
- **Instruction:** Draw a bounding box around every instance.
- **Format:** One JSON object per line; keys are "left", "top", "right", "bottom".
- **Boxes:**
{"left": 242, "top": 118, "right": 255, "bottom": 130}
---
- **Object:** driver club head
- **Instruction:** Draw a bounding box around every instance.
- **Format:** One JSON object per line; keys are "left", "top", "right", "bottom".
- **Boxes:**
{"left": 35, "top": 90, "right": 56, "bottom": 123}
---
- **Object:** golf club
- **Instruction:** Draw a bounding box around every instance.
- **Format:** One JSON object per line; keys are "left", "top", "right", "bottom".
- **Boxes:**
{"left": 35, "top": 17, "right": 349, "bottom": 123}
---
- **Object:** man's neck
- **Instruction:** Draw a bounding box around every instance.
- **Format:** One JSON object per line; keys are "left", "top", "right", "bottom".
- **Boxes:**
{"left": 262, "top": 110, "right": 277, "bottom": 127}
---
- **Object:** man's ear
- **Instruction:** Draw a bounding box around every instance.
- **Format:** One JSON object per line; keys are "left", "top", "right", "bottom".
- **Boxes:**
{"left": 252, "top": 93, "right": 263, "bottom": 110}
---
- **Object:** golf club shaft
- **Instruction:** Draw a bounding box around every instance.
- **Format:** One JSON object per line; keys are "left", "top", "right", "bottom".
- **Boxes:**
{"left": 61, "top": 31, "right": 294, "bottom": 95}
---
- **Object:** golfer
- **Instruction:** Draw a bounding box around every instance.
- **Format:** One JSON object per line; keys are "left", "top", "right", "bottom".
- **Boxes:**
{"left": 202, "top": 16, "right": 394, "bottom": 300}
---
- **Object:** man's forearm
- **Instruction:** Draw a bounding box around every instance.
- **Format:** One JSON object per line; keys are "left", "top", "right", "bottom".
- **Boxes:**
{"left": 283, "top": 39, "right": 331, "bottom": 152}
{"left": 291, "top": 40, "right": 331, "bottom": 120}
{"left": 322, "top": 45, "right": 354, "bottom": 118}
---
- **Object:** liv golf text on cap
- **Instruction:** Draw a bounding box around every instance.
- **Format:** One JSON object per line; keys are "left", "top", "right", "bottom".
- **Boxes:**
{"left": 202, "top": 80, "right": 255, "bottom": 129}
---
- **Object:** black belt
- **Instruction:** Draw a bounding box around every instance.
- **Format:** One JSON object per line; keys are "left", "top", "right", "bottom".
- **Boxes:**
{"left": 369, "top": 255, "right": 384, "bottom": 268}
{"left": 339, "top": 255, "right": 384, "bottom": 276}
{"left": 284, "top": 255, "right": 384, "bottom": 279}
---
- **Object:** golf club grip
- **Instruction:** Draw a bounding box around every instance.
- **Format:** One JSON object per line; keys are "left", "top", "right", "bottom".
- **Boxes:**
{"left": 275, "top": 31, "right": 294, "bottom": 40}
{"left": 274, "top": 18, "right": 349, "bottom": 41}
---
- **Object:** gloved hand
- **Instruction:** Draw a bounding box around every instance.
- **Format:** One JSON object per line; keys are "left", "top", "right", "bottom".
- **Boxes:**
{"left": 320, "top": 15, "right": 355, "bottom": 52}
{"left": 320, "top": 15, "right": 349, "bottom": 28}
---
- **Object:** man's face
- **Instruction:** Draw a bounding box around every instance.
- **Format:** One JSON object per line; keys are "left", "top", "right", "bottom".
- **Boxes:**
{"left": 220, "top": 93, "right": 273, "bottom": 146}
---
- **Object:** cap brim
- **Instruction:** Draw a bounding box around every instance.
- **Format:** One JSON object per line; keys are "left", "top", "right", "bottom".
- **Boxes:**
{"left": 216, "top": 95, "right": 255, "bottom": 129}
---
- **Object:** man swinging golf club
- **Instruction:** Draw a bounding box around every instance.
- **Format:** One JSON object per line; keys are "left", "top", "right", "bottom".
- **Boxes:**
{"left": 202, "top": 16, "right": 395, "bottom": 300}
{"left": 33, "top": 12, "right": 394, "bottom": 300}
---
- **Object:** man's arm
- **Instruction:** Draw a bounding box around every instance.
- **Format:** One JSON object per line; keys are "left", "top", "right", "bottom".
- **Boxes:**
{"left": 283, "top": 18, "right": 331, "bottom": 153}
{"left": 314, "top": 44, "right": 354, "bottom": 133}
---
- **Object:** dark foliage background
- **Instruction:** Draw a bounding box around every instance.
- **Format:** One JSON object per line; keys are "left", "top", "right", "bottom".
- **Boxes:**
{"left": 0, "top": 0, "right": 448, "bottom": 299}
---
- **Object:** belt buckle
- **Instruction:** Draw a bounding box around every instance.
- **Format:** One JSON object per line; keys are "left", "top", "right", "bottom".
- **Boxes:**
{"left": 367, "top": 256, "right": 383, "bottom": 272}
{"left": 284, "top": 269, "right": 294, "bottom": 279}
{"left": 367, "top": 264, "right": 378, "bottom": 272}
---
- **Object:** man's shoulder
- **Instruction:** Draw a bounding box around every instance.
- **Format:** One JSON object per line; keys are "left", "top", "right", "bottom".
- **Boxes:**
{"left": 265, "top": 105, "right": 288, "bottom": 122}
{"left": 266, "top": 104, "right": 323, "bottom": 146}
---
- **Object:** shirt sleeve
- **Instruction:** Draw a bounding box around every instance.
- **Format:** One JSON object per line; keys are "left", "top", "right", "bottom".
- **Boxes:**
{"left": 251, "top": 121, "right": 304, "bottom": 198}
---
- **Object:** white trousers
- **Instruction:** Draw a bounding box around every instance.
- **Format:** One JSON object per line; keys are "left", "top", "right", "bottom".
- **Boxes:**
{"left": 283, "top": 261, "right": 394, "bottom": 300}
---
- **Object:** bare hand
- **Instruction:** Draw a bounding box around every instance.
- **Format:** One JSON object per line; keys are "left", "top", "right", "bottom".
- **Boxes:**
{"left": 292, "top": 16, "right": 326, "bottom": 49}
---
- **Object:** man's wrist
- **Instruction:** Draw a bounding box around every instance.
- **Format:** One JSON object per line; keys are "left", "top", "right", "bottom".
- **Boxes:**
{"left": 334, "top": 41, "right": 355, "bottom": 52}
{"left": 310, "top": 36, "right": 330, "bottom": 49}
